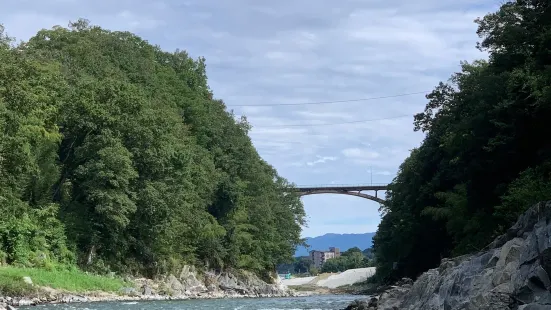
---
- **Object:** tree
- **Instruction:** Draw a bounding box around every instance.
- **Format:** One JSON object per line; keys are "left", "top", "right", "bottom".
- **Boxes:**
{"left": 320, "top": 251, "right": 371, "bottom": 273}
{"left": 0, "top": 20, "right": 306, "bottom": 278}
{"left": 372, "top": 0, "right": 551, "bottom": 283}
{"left": 342, "top": 247, "right": 362, "bottom": 256}
{"left": 0, "top": 23, "right": 73, "bottom": 267}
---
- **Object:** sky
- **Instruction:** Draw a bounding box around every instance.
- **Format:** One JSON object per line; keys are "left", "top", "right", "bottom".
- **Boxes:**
{"left": 1, "top": 0, "right": 498, "bottom": 237}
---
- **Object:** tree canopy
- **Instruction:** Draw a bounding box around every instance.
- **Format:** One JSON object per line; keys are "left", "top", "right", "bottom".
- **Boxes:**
{"left": 0, "top": 20, "right": 305, "bottom": 279}
{"left": 372, "top": 0, "right": 551, "bottom": 283}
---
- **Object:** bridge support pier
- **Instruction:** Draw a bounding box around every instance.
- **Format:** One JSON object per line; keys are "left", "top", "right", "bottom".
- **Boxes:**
{"left": 359, "top": 190, "right": 379, "bottom": 198}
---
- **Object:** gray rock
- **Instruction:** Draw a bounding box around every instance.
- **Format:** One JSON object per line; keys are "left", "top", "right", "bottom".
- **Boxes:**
{"left": 375, "top": 201, "right": 551, "bottom": 310}
{"left": 518, "top": 304, "right": 551, "bottom": 310}
{"left": 120, "top": 287, "right": 139, "bottom": 296}
{"left": 179, "top": 265, "right": 207, "bottom": 294}
{"left": 58, "top": 294, "right": 88, "bottom": 303}
{"left": 368, "top": 297, "right": 378, "bottom": 307}
{"left": 22, "top": 277, "right": 32, "bottom": 285}
{"left": 165, "top": 274, "right": 184, "bottom": 295}
{"left": 6, "top": 306, "right": 17, "bottom": 310}
{"left": 342, "top": 299, "right": 370, "bottom": 310}
{"left": 142, "top": 284, "right": 152, "bottom": 296}
{"left": 156, "top": 266, "right": 288, "bottom": 298}
{"left": 13, "top": 298, "right": 33, "bottom": 307}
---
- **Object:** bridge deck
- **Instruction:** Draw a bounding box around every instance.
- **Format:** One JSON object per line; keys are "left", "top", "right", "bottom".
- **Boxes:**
{"left": 296, "top": 184, "right": 388, "bottom": 192}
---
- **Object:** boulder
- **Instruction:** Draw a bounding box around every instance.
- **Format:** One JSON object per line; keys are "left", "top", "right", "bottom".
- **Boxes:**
{"left": 342, "top": 299, "right": 371, "bottom": 310}
{"left": 165, "top": 274, "right": 184, "bottom": 295}
{"left": 142, "top": 284, "right": 152, "bottom": 296}
{"left": 178, "top": 265, "right": 207, "bottom": 294}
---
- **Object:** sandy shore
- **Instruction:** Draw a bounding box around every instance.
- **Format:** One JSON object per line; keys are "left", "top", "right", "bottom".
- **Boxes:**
{"left": 281, "top": 267, "right": 376, "bottom": 289}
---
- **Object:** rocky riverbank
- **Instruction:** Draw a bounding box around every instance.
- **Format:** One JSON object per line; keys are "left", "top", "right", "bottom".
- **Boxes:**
{"left": 343, "top": 200, "right": 551, "bottom": 310}
{"left": 0, "top": 266, "right": 305, "bottom": 309}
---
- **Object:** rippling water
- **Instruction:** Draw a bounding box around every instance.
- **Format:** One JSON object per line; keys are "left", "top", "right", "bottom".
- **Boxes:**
{"left": 21, "top": 295, "right": 359, "bottom": 310}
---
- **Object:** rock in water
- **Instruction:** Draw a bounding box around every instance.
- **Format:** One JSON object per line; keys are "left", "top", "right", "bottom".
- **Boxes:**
{"left": 375, "top": 201, "right": 551, "bottom": 310}
{"left": 342, "top": 298, "right": 380, "bottom": 310}
{"left": 342, "top": 299, "right": 370, "bottom": 310}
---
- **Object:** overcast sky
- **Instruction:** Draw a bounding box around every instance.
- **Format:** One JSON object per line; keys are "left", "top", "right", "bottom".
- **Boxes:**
{"left": 1, "top": 0, "right": 497, "bottom": 237}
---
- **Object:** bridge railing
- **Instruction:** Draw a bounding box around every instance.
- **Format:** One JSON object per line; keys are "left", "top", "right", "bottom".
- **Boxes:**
{"left": 295, "top": 183, "right": 388, "bottom": 188}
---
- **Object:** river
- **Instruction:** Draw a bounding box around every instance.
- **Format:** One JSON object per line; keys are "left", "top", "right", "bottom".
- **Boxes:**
{"left": 20, "top": 295, "right": 359, "bottom": 310}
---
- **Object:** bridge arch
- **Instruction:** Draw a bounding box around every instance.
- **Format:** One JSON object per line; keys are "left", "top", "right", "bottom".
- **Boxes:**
{"left": 297, "top": 190, "right": 384, "bottom": 204}
{"left": 294, "top": 184, "right": 388, "bottom": 204}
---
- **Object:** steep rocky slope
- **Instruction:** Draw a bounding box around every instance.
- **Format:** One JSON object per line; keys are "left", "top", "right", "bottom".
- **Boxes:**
{"left": 351, "top": 201, "right": 551, "bottom": 310}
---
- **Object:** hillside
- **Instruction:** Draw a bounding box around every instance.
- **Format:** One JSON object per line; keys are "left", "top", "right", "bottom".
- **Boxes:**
{"left": 372, "top": 0, "right": 551, "bottom": 284}
{"left": 0, "top": 20, "right": 305, "bottom": 279}
{"left": 295, "top": 233, "right": 375, "bottom": 256}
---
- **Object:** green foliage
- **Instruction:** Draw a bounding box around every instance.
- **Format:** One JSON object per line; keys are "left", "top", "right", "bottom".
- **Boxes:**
{"left": 277, "top": 248, "right": 375, "bottom": 275}
{"left": 0, "top": 273, "right": 36, "bottom": 296}
{"left": 0, "top": 24, "right": 72, "bottom": 269}
{"left": 0, "top": 266, "right": 127, "bottom": 295}
{"left": 373, "top": 0, "right": 551, "bottom": 283}
{"left": 321, "top": 249, "right": 371, "bottom": 273}
{"left": 309, "top": 266, "right": 320, "bottom": 276}
{"left": 362, "top": 248, "right": 374, "bottom": 260}
{"left": 276, "top": 256, "right": 313, "bottom": 275}
{"left": 0, "top": 19, "right": 305, "bottom": 278}
{"left": 496, "top": 164, "right": 551, "bottom": 226}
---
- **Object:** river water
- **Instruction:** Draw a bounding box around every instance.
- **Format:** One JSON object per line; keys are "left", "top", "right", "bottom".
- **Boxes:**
{"left": 21, "top": 295, "right": 359, "bottom": 310}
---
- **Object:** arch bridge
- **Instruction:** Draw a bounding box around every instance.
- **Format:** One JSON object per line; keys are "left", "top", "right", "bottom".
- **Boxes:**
{"left": 294, "top": 183, "right": 388, "bottom": 204}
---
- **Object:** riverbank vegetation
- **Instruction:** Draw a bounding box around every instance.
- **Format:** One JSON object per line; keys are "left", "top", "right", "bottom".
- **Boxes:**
{"left": 0, "top": 19, "right": 305, "bottom": 280}
{"left": 0, "top": 266, "right": 127, "bottom": 296}
{"left": 277, "top": 247, "right": 374, "bottom": 275}
{"left": 320, "top": 247, "right": 373, "bottom": 273}
{"left": 372, "top": 0, "right": 551, "bottom": 283}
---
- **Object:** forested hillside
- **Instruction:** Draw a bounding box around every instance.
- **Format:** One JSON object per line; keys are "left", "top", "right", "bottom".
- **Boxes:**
{"left": 0, "top": 19, "right": 305, "bottom": 279}
{"left": 373, "top": 0, "right": 551, "bottom": 283}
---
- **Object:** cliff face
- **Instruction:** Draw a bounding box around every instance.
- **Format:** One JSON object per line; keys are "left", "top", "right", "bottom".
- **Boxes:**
{"left": 373, "top": 201, "right": 551, "bottom": 310}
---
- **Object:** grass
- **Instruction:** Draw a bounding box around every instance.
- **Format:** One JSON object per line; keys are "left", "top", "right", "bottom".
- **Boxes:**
{"left": 0, "top": 266, "right": 129, "bottom": 296}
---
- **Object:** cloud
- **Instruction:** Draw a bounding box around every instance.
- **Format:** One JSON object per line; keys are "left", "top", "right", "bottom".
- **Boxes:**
{"left": 0, "top": 0, "right": 499, "bottom": 237}
{"left": 342, "top": 148, "right": 380, "bottom": 160}
{"left": 116, "top": 10, "right": 165, "bottom": 31}
{"left": 306, "top": 155, "right": 338, "bottom": 166}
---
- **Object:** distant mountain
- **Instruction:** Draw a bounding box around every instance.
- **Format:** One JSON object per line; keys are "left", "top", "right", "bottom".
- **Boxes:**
{"left": 294, "top": 232, "right": 376, "bottom": 257}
